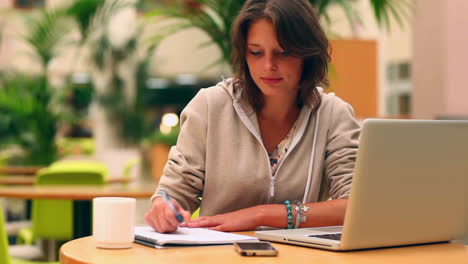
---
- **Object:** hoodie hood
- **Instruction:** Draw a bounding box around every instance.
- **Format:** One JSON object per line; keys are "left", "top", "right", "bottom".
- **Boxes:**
{"left": 216, "top": 78, "right": 256, "bottom": 117}
{"left": 214, "top": 77, "right": 325, "bottom": 115}
{"left": 215, "top": 77, "right": 237, "bottom": 99}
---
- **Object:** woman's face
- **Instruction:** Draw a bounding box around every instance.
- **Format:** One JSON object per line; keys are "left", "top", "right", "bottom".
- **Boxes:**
{"left": 246, "top": 19, "right": 303, "bottom": 100}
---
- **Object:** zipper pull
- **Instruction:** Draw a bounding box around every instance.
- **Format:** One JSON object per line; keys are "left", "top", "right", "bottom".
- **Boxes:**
{"left": 269, "top": 177, "right": 275, "bottom": 197}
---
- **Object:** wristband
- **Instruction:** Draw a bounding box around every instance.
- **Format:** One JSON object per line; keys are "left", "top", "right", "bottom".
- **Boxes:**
{"left": 284, "top": 200, "right": 293, "bottom": 229}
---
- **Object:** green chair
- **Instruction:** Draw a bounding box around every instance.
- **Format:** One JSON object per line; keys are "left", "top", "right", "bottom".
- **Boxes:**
{"left": 122, "top": 157, "right": 139, "bottom": 181}
{"left": 191, "top": 197, "right": 203, "bottom": 220}
{"left": 17, "top": 160, "right": 107, "bottom": 249}
{"left": 1, "top": 201, "right": 58, "bottom": 264}
{"left": 31, "top": 160, "right": 107, "bottom": 241}
{"left": 0, "top": 152, "right": 8, "bottom": 177}
{"left": 191, "top": 208, "right": 200, "bottom": 220}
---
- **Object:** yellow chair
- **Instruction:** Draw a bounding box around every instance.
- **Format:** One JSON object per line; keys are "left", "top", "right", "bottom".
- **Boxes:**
{"left": 31, "top": 161, "right": 106, "bottom": 241}
{"left": 191, "top": 197, "right": 203, "bottom": 220}
{"left": 191, "top": 208, "right": 200, "bottom": 220}
{"left": 0, "top": 152, "right": 8, "bottom": 177}
{"left": 123, "top": 157, "right": 139, "bottom": 180}
{"left": 1, "top": 201, "right": 59, "bottom": 264}
{"left": 17, "top": 160, "right": 107, "bottom": 253}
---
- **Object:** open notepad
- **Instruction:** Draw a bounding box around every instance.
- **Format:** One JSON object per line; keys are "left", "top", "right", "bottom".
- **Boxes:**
{"left": 134, "top": 226, "right": 257, "bottom": 248}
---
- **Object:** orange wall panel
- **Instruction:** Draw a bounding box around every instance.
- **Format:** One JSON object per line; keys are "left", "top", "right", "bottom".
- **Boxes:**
{"left": 328, "top": 39, "right": 378, "bottom": 118}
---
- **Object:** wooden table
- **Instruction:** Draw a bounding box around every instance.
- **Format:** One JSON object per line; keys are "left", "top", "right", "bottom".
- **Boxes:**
{"left": 0, "top": 166, "right": 43, "bottom": 175}
{"left": 60, "top": 233, "right": 468, "bottom": 264}
{"left": 0, "top": 176, "right": 133, "bottom": 185}
{"left": 0, "top": 184, "right": 156, "bottom": 238}
{"left": 0, "top": 185, "right": 155, "bottom": 200}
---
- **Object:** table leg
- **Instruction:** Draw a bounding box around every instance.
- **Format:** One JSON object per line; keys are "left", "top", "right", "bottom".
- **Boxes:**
{"left": 73, "top": 200, "right": 92, "bottom": 238}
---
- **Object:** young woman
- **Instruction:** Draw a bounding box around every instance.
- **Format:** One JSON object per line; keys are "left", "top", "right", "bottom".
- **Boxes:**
{"left": 145, "top": 0, "right": 360, "bottom": 233}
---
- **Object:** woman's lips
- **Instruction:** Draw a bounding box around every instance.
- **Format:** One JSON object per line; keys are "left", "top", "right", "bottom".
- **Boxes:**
{"left": 261, "top": 77, "right": 283, "bottom": 85}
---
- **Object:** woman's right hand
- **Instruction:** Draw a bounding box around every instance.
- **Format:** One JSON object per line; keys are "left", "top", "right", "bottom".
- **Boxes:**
{"left": 144, "top": 197, "right": 191, "bottom": 233}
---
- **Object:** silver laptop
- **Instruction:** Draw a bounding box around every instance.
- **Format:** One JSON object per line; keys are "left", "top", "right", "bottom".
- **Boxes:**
{"left": 255, "top": 119, "right": 468, "bottom": 251}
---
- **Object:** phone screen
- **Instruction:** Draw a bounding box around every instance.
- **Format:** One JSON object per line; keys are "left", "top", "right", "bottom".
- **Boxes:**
{"left": 235, "top": 242, "right": 278, "bottom": 256}
{"left": 236, "top": 242, "right": 276, "bottom": 250}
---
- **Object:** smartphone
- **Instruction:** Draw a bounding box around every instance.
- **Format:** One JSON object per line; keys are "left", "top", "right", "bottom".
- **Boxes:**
{"left": 234, "top": 241, "right": 278, "bottom": 256}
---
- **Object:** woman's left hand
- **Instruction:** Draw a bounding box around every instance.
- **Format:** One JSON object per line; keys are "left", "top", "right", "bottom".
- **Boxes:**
{"left": 180, "top": 206, "right": 262, "bottom": 231}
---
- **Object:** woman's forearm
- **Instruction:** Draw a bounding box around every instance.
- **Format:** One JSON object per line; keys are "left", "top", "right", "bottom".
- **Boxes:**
{"left": 256, "top": 199, "right": 348, "bottom": 228}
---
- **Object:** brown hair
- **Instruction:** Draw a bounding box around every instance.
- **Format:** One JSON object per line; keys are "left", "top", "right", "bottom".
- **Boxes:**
{"left": 231, "top": 0, "right": 330, "bottom": 112}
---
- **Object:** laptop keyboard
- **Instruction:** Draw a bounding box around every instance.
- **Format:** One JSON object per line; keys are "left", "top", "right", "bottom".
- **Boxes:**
{"left": 308, "top": 233, "right": 342, "bottom": 241}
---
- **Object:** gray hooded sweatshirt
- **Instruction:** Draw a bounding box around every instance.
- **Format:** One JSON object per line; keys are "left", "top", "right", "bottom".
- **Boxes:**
{"left": 152, "top": 79, "right": 360, "bottom": 216}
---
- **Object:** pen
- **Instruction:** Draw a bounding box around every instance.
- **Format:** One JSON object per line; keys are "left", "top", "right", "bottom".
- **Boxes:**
{"left": 160, "top": 190, "right": 184, "bottom": 223}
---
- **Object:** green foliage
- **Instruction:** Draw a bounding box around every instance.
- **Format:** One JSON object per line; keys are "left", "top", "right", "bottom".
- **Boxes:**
{"left": 147, "top": 127, "right": 180, "bottom": 147}
{"left": 66, "top": 0, "right": 158, "bottom": 145}
{"left": 146, "top": 0, "right": 412, "bottom": 68}
{"left": 145, "top": 0, "right": 245, "bottom": 68}
{"left": 66, "top": 0, "right": 105, "bottom": 42}
{"left": 67, "top": 0, "right": 131, "bottom": 43}
{"left": 0, "top": 0, "right": 155, "bottom": 164}
{"left": 0, "top": 74, "right": 59, "bottom": 165}
{"left": 0, "top": 8, "right": 76, "bottom": 165}
{"left": 313, "top": 0, "right": 360, "bottom": 31}
{"left": 315, "top": 0, "right": 413, "bottom": 32}
{"left": 97, "top": 39, "right": 158, "bottom": 145}
{"left": 121, "top": 44, "right": 157, "bottom": 143}
{"left": 69, "top": 83, "right": 94, "bottom": 113}
{"left": 369, "top": 0, "right": 413, "bottom": 31}
{"left": 23, "top": 9, "right": 71, "bottom": 69}
{"left": 63, "top": 79, "right": 94, "bottom": 133}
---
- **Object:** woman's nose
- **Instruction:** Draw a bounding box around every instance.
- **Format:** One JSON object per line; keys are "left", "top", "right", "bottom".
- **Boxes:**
{"left": 263, "top": 55, "right": 277, "bottom": 71}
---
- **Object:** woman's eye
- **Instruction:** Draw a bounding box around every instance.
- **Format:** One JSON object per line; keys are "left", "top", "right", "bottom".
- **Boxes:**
{"left": 249, "top": 51, "right": 262, "bottom": 56}
{"left": 278, "top": 51, "right": 289, "bottom": 57}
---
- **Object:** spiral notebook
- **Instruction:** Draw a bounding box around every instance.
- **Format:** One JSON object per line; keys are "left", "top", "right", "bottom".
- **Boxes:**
{"left": 134, "top": 226, "right": 257, "bottom": 248}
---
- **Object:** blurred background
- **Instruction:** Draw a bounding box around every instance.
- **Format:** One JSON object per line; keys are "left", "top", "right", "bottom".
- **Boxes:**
{"left": 0, "top": 0, "right": 467, "bottom": 262}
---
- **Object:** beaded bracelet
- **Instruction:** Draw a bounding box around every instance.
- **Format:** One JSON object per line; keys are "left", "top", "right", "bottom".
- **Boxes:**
{"left": 284, "top": 200, "right": 294, "bottom": 229}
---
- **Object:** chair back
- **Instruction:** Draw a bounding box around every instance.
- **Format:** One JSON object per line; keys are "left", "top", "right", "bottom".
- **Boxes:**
{"left": 43, "top": 160, "right": 108, "bottom": 183}
{"left": 0, "top": 201, "right": 11, "bottom": 264}
{"left": 31, "top": 161, "right": 106, "bottom": 240}
{"left": 0, "top": 154, "right": 6, "bottom": 178}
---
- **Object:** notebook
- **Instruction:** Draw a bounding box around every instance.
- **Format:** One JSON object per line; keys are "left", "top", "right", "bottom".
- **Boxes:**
{"left": 255, "top": 119, "right": 468, "bottom": 251}
{"left": 134, "top": 226, "right": 257, "bottom": 248}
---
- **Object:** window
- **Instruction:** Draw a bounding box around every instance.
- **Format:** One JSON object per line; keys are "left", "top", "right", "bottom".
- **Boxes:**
{"left": 13, "top": 0, "right": 45, "bottom": 9}
{"left": 386, "top": 61, "right": 412, "bottom": 116}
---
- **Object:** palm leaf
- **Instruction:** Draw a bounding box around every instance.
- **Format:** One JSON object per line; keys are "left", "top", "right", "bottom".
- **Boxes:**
{"left": 23, "top": 9, "right": 71, "bottom": 69}
{"left": 66, "top": 0, "right": 106, "bottom": 42}
{"left": 333, "top": 0, "right": 360, "bottom": 30}
{"left": 144, "top": 1, "right": 229, "bottom": 66}
{"left": 146, "top": 0, "right": 413, "bottom": 68}
{"left": 67, "top": 0, "right": 131, "bottom": 44}
{"left": 368, "top": 0, "right": 413, "bottom": 31}
{"left": 89, "top": 0, "right": 133, "bottom": 29}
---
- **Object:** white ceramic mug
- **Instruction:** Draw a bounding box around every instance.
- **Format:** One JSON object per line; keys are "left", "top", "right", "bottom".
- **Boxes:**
{"left": 93, "top": 197, "right": 136, "bottom": 249}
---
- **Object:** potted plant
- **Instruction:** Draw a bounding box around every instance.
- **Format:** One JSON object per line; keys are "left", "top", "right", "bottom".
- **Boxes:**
{"left": 1, "top": 1, "right": 164, "bottom": 177}
{"left": 58, "top": 0, "right": 166, "bottom": 182}
{"left": 145, "top": 126, "right": 180, "bottom": 181}
{"left": 64, "top": 0, "right": 157, "bottom": 145}
{"left": 0, "top": 9, "right": 72, "bottom": 165}
{"left": 0, "top": 74, "right": 59, "bottom": 165}
{"left": 0, "top": 2, "right": 133, "bottom": 165}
